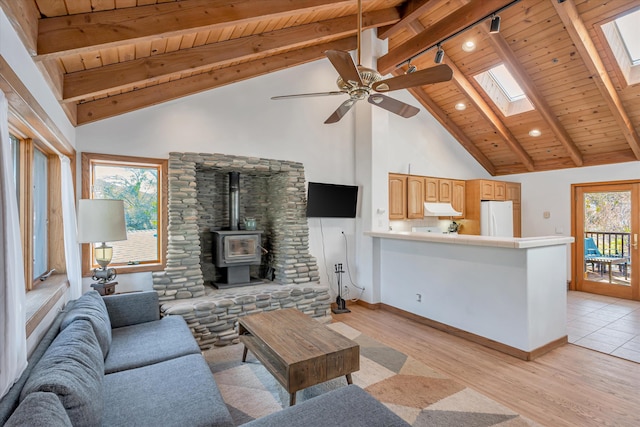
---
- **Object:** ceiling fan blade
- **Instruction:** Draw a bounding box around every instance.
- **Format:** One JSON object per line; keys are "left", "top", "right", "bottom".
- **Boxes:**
{"left": 372, "top": 64, "right": 453, "bottom": 92}
{"left": 271, "top": 91, "right": 345, "bottom": 100}
{"left": 326, "top": 50, "right": 362, "bottom": 87}
{"left": 325, "top": 99, "right": 357, "bottom": 124}
{"left": 368, "top": 94, "right": 419, "bottom": 118}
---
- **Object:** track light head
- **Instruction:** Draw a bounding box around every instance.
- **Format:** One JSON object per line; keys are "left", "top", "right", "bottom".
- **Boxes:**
{"left": 489, "top": 15, "right": 501, "bottom": 34}
{"left": 406, "top": 64, "right": 417, "bottom": 74}
{"left": 434, "top": 46, "right": 444, "bottom": 64}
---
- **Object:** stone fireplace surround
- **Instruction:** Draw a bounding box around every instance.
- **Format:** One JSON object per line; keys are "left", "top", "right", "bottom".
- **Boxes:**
{"left": 152, "top": 153, "right": 329, "bottom": 348}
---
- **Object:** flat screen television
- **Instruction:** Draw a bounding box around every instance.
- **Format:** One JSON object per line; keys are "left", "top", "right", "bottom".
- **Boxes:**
{"left": 306, "top": 182, "right": 358, "bottom": 218}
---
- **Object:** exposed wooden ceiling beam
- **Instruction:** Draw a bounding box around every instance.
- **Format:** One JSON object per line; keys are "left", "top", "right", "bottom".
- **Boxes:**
{"left": 36, "top": 0, "right": 354, "bottom": 59}
{"left": 398, "top": 72, "right": 497, "bottom": 175}
{"left": 377, "top": 0, "right": 438, "bottom": 40}
{"left": 448, "top": 60, "right": 535, "bottom": 172}
{"left": 487, "top": 31, "right": 583, "bottom": 167}
{"left": 0, "top": 0, "right": 40, "bottom": 55}
{"left": 62, "top": 8, "right": 399, "bottom": 102}
{"left": 75, "top": 37, "right": 357, "bottom": 125}
{"left": 377, "top": 0, "right": 514, "bottom": 74}
{"left": 553, "top": 0, "right": 640, "bottom": 160}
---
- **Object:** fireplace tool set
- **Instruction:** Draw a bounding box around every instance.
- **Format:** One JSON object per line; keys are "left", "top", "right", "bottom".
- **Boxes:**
{"left": 332, "top": 263, "right": 350, "bottom": 314}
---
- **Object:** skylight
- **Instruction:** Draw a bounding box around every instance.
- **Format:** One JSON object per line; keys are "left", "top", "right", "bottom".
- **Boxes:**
{"left": 615, "top": 10, "right": 640, "bottom": 65}
{"left": 487, "top": 64, "right": 526, "bottom": 101}
{"left": 601, "top": 9, "right": 640, "bottom": 85}
{"left": 474, "top": 64, "right": 533, "bottom": 117}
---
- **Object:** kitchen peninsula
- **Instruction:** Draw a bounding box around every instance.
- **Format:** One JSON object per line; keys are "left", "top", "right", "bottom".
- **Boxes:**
{"left": 365, "top": 231, "right": 574, "bottom": 360}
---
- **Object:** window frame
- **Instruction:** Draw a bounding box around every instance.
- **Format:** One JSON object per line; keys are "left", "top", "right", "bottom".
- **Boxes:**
{"left": 9, "top": 128, "right": 63, "bottom": 291}
{"left": 81, "top": 152, "right": 168, "bottom": 276}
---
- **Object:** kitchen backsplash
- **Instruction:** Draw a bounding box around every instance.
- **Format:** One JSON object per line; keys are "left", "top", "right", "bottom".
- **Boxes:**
{"left": 390, "top": 217, "right": 460, "bottom": 233}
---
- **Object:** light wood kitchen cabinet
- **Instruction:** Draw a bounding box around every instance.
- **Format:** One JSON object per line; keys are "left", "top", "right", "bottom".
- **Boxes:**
{"left": 480, "top": 180, "right": 495, "bottom": 200}
{"left": 407, "top": 176, "right": 425, "bottom": 219}
{"left": 494, "top": 181, "right": 506, "bottom": 200}
{"left": 478, "top": 179, "right": 506, "bottom": 201}
{"left": 506, "top": 182, "right": 521, "bottom": 237}
{"left": 438, "top": 179, "right": 452, "bottom": 203}
{"left": 388, "top": 174, "right": 407, "bottom": 219}
{"left": 425, "top": 177, "right": 438, "bottom": 202}
{"left": 462, "top": 179, "right": 521, "bottom": 236}
{"left": 451, "top": 180, "right": 465, "bottom": 219}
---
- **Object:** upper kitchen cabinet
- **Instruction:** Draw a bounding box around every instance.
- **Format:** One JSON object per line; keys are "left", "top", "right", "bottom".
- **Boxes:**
{"left": 451, "top": 180, "right": 465, "bottom": 219}
{"left": 438, "top": 179, "right": 452, "bottom": 203}
{"left": 407, "top": 176, "right": 425, "bottom": 219}
{"left": 389, "top": 174, "right": 407, "bottom": 219}
{"left": 477, "top": 179, "right": 505, "bottom": 201}
{"left": 425, "top": 177, "right": 439, "bottom": 202}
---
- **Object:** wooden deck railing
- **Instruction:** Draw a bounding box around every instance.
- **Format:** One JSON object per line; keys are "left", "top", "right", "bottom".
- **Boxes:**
{"left": 584, "top": 231, "right": 631, "bottom": 258}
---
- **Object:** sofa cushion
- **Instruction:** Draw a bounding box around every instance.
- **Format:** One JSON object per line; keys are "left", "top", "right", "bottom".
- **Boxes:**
{"left": 244, "top": 384, "right": 410, "bottom": 427}
{"left": 61, "top": 290, "right": 112, "bottom": 358}
{"left": 103, "top": 291, "right": 160, "bottom": 328}
{"left": 21, "top": 319, "right": 104, "bottom": 427}
{"left": 104, "top": 315, "right": 200, "bottom": 374}
{"left": 103, "top": 354, "right": 234, "bottom": 427}
{"left": 5, "top": 392, "right": 72, "bottom": 427}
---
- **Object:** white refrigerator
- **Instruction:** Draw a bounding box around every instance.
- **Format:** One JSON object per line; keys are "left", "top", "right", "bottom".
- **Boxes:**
{"left": 480, "top": 200, "right": 514, "bottom": 237}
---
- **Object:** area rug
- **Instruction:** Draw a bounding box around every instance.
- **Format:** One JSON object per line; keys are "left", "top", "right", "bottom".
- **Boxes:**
{"left": 204, "top": 322, "right": 538, "bottom": 426}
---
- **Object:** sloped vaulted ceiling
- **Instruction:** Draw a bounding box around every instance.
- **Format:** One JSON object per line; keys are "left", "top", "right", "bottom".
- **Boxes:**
{"left": 1, "top": 0, "right": 639, "bottom": 176}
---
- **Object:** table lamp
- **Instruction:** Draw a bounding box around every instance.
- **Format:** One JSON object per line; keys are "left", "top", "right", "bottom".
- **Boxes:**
{"left": 78, "top": 199, "right": 127, "bottom": 284}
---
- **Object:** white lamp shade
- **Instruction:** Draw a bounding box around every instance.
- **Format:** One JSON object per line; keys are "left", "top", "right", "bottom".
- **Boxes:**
{"left": 77, "top": 199, "right": 127, "bottom": 243}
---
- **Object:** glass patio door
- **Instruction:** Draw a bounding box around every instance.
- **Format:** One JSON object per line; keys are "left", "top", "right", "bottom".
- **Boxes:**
{"left": 574, "top": 182, "right": 639, "bottom": 300}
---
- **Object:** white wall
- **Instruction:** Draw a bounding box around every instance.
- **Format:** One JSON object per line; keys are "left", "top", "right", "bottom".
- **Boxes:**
{"left": 76, "top": 58, "right": 485, "bottom": 297}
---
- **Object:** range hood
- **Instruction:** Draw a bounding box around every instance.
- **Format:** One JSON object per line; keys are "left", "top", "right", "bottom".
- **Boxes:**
{"left": 423, "top": 202, "right": 462, "bottom": 217}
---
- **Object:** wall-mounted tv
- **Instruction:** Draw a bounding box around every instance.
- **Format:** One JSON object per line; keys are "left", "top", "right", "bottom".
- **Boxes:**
{"left": 306, "top": 182, "right": 358, "bottom": 218}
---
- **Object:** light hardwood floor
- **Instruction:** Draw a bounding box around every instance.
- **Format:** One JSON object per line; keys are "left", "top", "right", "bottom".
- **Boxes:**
{"left": 332, "top": 305, "right": 640, "bottom": 427}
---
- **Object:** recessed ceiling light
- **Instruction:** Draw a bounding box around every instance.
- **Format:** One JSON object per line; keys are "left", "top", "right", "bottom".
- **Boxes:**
{"left": 529, "top": 129, "right": 541, "bottom": 137}
{"left": 455, "top": 102, "right": 467, "bottom": 111}
{"left": 462, "top": 41, "right": 476, "bottom": 52}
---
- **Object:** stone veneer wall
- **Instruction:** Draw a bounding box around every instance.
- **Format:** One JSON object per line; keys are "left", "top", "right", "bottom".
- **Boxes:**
{"left": 152, "top": 152, "right": 320, "bottom": 301}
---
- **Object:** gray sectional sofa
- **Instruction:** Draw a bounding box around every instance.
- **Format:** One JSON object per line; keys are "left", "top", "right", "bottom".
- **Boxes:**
{"left": 0, "top": 289, "right": 409, "bottom": 427}
{"left": 0, "top": 290, "right": 234, "bottom": 427}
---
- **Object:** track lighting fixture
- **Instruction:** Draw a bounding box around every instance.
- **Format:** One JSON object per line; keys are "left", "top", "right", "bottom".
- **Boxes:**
{"left": 406, "top": 61, "right": 417, "bottom": 74}
{"left": 434, "top": 45, "right": 444, "bottom": 64}
{"left": 489, "top": 15, "right": 501, "bottom": 33}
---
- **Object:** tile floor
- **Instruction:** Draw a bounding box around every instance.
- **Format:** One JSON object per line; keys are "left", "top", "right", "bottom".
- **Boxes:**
{"left": 567, "top": 291, "right": 640, "bottom": 363}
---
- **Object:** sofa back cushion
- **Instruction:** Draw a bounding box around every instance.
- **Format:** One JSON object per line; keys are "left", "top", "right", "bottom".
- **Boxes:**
{"left": 20, "top": 319, "right": 104, "bottom": 427}
{"left": 61, "top": 290, "right": 112, "bottom": 358}
{"left": 5, "top": 392, "right": 72, "bottom": 427}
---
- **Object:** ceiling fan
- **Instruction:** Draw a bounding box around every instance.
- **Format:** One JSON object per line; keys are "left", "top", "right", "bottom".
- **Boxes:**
{"left": 271, "top": 0, "right": 453, "bottom": 124}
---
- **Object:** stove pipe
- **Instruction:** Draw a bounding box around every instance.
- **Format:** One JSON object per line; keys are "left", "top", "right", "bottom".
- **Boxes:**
{"left": 228, "top": 171, "right": 240, "bottom": 230}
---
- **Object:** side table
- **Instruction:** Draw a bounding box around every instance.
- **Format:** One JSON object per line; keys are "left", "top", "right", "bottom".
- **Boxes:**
{"left": 91, "top": 281, "right": 118, "bottom": 296}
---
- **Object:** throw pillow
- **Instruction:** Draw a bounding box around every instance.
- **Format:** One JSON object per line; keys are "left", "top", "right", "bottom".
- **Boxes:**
{"left": 5, "top": 392, "right": 72, "bottom": 427}
{"left": 61, "top": 290, "right": 112, "bottom": 358}
{"left": 21, "top": 319, "right": 104, "bottom": 427}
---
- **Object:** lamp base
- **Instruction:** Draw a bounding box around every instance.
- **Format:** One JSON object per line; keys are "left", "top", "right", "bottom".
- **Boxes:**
{"left": 91, "top": 281, "right": 118, "bottom": 296}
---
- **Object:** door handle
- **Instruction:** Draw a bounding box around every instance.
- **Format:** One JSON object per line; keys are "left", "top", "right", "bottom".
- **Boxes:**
{"left": 633, "top": 234, "right": 638, "bottom": 250}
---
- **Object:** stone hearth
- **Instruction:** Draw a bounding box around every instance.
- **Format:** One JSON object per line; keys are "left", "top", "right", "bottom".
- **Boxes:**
{"left": 152, "top": 152, "right": 320, "bottom": 301}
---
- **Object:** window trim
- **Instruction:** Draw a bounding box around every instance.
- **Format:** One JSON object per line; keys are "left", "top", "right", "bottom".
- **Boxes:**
{"left": 81, "top": 152, "right": 168, "bottom": 276}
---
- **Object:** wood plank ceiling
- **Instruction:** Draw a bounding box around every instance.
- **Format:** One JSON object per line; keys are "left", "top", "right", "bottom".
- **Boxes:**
{"left": 1, "top": 0, "right": 639, "bottom": 175}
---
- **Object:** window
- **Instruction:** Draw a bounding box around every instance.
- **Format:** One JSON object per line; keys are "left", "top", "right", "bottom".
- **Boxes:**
{"left": 81, "top": 153, "right": 167, "bottom": 275}
{"left": 9, "top": 132, "right": 59, "bottom": 290}
{"left": 474, "top": 64, "right": 534, "bottom": 117}
{"left": 601, "top": 8, "right": 640, "bottom": 86}
{"left": 32, "top": 148, "right": 48, "bottom": 280}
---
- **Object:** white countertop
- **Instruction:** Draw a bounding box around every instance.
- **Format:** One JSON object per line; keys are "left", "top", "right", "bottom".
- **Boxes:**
{"left": 365, "top": 231, "right": 574, "bottom": 249}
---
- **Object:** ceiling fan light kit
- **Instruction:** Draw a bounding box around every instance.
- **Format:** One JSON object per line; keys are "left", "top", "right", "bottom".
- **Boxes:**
{"left": 271, "top": 0, "right": 452, "bottom": 124}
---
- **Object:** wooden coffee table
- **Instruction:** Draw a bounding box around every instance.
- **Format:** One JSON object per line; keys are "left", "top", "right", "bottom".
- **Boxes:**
{"left": 238, "top": 308, "right": 360, "bottom": 406}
